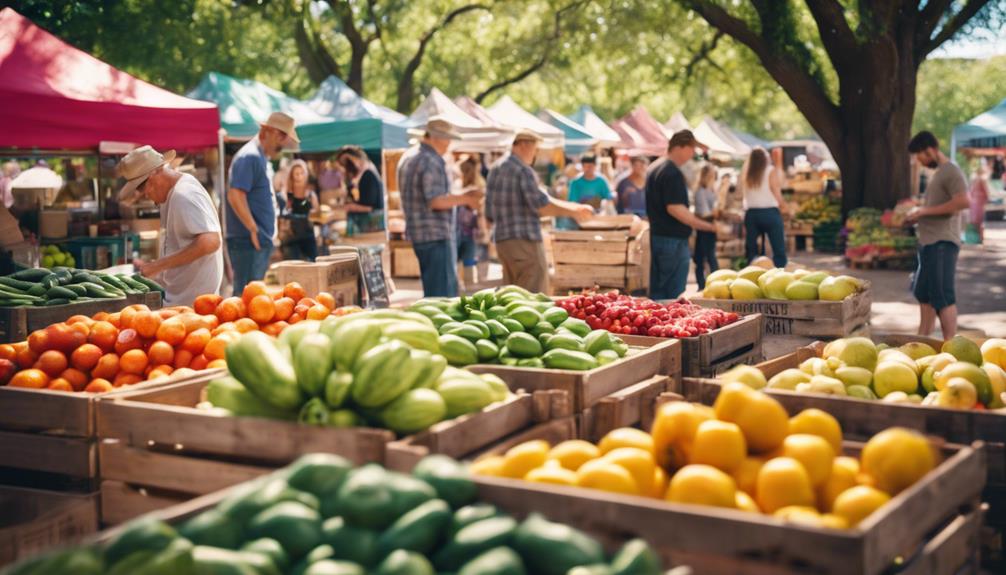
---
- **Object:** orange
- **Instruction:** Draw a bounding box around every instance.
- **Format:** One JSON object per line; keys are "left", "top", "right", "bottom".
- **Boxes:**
{"left": 212, "top": 322, "right": 236, "bottom": 336}
{"left": 316, "top": 292, "right": 336, "bottom": 310}
{"left": 148, "top": 341, "right": 175, "bottom": 366}
{"left": 47, "top": 324, "right": 85, "bottom": 353}
{"left": 283, "top": 282, "right": 307, "bottom": 302}
{"left": 66, "top": 314, "right": 93, "bottom": 326}
{"left": 88, "top": 321, "right": 119, "bottom": 352}
{"left": 156, "top": 318, "right": 186, "bottom": 346}
{"left": 157, "top": 309, "right": 180, "bottom": 320}
{"left": 176, "top": 312, "right": 210, "bottom": 334}
{"left": 70, "top": 343, "right": 103, "bottom": 371}
{"left": 598, "top": 427, "right": 654, "bottom": 455}
{"left": 173, "top": 349, "right": 194, "bottom": 369}
{"left": 207, "top": 359, "right": 227, "bottom": 369}
{"left": 189, "top": 354, "right": 210, "bottom": 371}
{"left": 287, "top": 313, "right": 304, "bottom": 325}
{"left": 204, "top": 331, "right": 240, "bottom": 360}
{"left": 182, "top": 328, "right": 211, "bottom": 354}
{"left": 60, "top": 368, "right": 89, "bottom": 392}
{"left": 14, "top": 342, "right": 37, "bottom": 369}
{"left": 273, "top": 297, "right": 295, "bottom": 321}
{"left": 27, "top": 329, "right": 51, "bottom": 354}
{"left": 147, "top": 365, "right": 174, "bottom": 380}
{"left": 548, "top": 440, "right": 600, "bottom": 471}
{"left": 105, "top": 312, "right": 121, "bottom": 328}
{"left": 242, "top": 281, "right": 269, "bottom": 305}
{"left": 248, "top": 294, "right": 276, "bottom": 324}
{"left": 114, "top": 328, "right": 143, "bottom": 355}
{"left": 68, "top": 322, "right": 90, "bottom": 339}
{"left": 215, "top": 297, "right": 246, "bottom": 322}
{"left": 293, "top": 305, "right": 310, "bottom": 319}
{"left": 9, "top": 368, "right": 50, "bottom": 389}
{"left": 119, "top": 306, "right": 139, "bottom": 330}
{"left": 47, "top": 378, "right": 74, "bottom": 392}
{"left": 84, "top": 379, "right": 114, "bottom": 393}
{"left": 298, "top": 297, "right": 317, "bottom": 308}
{"left": 35, "top": 350, "right": 69, "bottom": 378}
{"left": 92, "top": 311, "right": 109, "bottom": 322}
{"left": 0, "top": 344, "right": 15, "bottom": 362}
{"left": 194, "top": 294, "right": 223, "bottom": 315}
{"left": 119, "top": 349, "right": 149, "bottom": 375}
{"left": 91, "top": 353, "right": 120, "bottom": 380}
{"left": 113, "top": 373, "right": 143, "bottom": 387}
{"left": 306, "top": 304, "right": 331, "bottom": 320}
{"left": 131, "top": 310, "right": 162, "bottom": 338}
{"left": 261, "top": 321, "right": 288, "bottom": 337}
{"left": 234, "top": 318, "right": 259, "bottom": 334}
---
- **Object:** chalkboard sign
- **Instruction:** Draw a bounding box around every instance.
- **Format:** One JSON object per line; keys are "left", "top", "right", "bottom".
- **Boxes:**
{"left": 357, "top": 244, "right": 389, "bottom": 308}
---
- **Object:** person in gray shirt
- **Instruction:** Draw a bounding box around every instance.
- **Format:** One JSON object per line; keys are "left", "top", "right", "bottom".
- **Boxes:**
{"left": 692, "top": 164, "right": 719, "bottom": 289}
{"left": 906, "top": 131, "right": 969, "bottom": 338}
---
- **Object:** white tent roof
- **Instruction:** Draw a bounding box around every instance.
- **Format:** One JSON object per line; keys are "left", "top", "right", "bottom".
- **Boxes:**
{"left": 706, "top": 117, "right": 751, "bottom": 156}
{"left": 486, "top": 96, "right": 564, "bottom": 149}
{"left": 663, "top": 112, "right": 691, "bottom": 137}
{"left": 538, "top": 109, "right": 597, "bottom": 153}
{"left": 570, "top": 105, "right": 623, "bottom": 146}
{"left": 694, "top": 117, "right": 747, "bottom": 158}
{"left": 411, "top": 88, "right": 512, "bottom": 151}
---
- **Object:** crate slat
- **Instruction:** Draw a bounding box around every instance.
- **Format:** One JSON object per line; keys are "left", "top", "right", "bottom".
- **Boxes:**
{"left": 0, "top": 431, "right": 95, "bottom": 478}
{"left": 580, "top": 375, "right": 668, "bottom": 442}
{"left": 0, "top": 486, "right": 98, "bottom": 567}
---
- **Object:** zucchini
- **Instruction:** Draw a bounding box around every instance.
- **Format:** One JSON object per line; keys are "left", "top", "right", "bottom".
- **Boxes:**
{"left": 80, "top": 282, "right": 121, "bottom": 299}
{"left": 43, "top": 298, "right": 71, "bottom": 306}
{"left": 133, "top": 274, "right": 165, "bottom": 294}
{"left": 0, "top": 276, "right": 37, "bottom": 291}
{"left": 117, "top": 274, "right": 150, "bottom": 293}
{"left": 9, "top": 268, "right": 51, "bottom": 282}
{"left": 0, "top": 284, "right": 32, "bottom": 298}
{"left": 70, "top": 272, "right": 103, "bottom": 285}
{"left": 27, "top": 284, "right": 47, "bottom": 297}
{"left": 46, "top": 286, "right": 79, "bottom": 300}
{"left": 41, "top": 274, "right": 60, "bottom": 290}
{"left": 64, "top": 284, "right": 87, "bottom": 297}
{"left": 100, "top": 275, "right": 137, "bottom": 294}
{"left": 0, "top": 300, "right": 34, "bottom": 307}
{"left": 53, "top": 269, "right": 74, "bottom": 285}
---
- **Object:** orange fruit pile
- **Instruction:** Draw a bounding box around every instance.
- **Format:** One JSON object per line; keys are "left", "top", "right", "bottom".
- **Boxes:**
{"left": 0, "top": 281, "right": 350, "bottom": 394}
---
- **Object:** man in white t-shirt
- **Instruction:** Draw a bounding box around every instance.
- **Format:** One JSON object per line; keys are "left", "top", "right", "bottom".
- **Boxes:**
{"left": 118, "top": 146, "right": 223, "bottom": 306}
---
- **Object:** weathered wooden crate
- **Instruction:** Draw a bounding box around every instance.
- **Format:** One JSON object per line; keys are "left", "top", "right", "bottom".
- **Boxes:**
{"left": 692, "top": 282, "right": 872, "bottom": 338}
{"left": 473, "top": 439, "right": 986, "bottom": 575}
{"left": 0, "top": 292, "right": 157, "bottom": 344}
{"left": 389, "top": 239, "right": 420, "bottom": 278}
{"left": 550, "top": 228, "right": 648, "bottom": 293}
{"left": 0, "top": 369, "right": 189, "bottom": 486}
{"left": 0, "top": 486, "right": 98, "bottom": 568}
{"left": 577, "top": 375, "right": 669, "bottom": 442}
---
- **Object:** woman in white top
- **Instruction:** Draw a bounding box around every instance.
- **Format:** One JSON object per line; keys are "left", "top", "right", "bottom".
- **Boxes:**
{"left": 740, "top": 148, "right": 789, "bottom": 267}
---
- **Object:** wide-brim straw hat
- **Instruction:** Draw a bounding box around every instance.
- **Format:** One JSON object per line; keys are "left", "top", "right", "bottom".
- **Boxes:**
{"left": 408, "top": 115, "right": 462, "bottom": 140}
{"left": 259, "top": 111, "right": 300, "bottom": 143}
{"left": 117, "top": 145, "right": 176, "bottom": 201}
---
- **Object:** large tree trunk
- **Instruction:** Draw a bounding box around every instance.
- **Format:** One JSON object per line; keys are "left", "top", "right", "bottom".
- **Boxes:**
{"left": 348, "top": 51, "right": 366, "bottom": 95}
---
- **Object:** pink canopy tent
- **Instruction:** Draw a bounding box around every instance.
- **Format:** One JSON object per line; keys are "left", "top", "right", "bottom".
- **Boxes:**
{"left": 617, "top": 107, "right": 668, "bottom": 155}
{"left": 0, "top": 8, "right": 219, "bottom": 151}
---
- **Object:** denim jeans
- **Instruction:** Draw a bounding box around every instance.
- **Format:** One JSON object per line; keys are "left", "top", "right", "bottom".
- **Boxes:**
{"left": 227, "top": 235, "right": 274, "bottom": 297}
{"left": 693, "top": 230, "right": 719, "bottom": 289}
{"left": 650, "top": 235, "right": 691, "bottom": 300}
{"left": 744, "top": 207, "right": 787, "bottom": 268}
{"left": 413, "top": 239, "right": 458, "bottom": 297}
{"left": 912, "top": 241, "right": 959, "bottom": 311}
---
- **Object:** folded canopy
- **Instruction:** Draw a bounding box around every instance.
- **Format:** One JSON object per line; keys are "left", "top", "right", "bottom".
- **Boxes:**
{"left": 538, "top": 109, "right": 597, "bottom": 154}
{"left": 0, "top": 7, "right": 219, "bottom": 151}
{"left": 411, "top": 88, "right": 512, "bottom": 152}
{"left": 486, "top": 96, "right": 564, "bottom": 149}
{"left": 952, "top": 97, "right": 1006, "bottom": 154}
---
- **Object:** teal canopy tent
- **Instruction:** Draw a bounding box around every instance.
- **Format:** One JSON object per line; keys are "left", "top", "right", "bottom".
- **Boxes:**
{"left": 569, "top": 105, "right": 623, "bottom": 147}
{"left": 952, "top": 97, "right": 1006, "bottom": 155}
{"left": 306, "top": 76, "right": 414, "bottom": 151}
{"left": 538, "top": 109, "right": 597, "bottom": 154}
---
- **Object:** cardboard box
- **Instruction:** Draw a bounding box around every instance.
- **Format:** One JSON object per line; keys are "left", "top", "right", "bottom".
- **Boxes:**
{"left": 0, "top": 207, "right": 24, "bottom": 248}
{"left": 39, "top": 210, "right": 68, "bottom": 239}
{"left": 272, "top": 255, "right": 360, "bottom": 304}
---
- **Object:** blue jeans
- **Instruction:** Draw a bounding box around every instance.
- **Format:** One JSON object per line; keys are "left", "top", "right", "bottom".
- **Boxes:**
{"left": 650, "top": 235, "right": 691, "bottom": 300}
{"left": 227, "top": 235, "right": 274, "bottom": 297}
{"left": 912, "top": 241, "right": 959, "bottom": 311}
{"left": 693, "top": 230, "right": 719, "bottom": 289}
{"left": 745, "top": 207, "right": 787, "bottom": 268}
{"left": 413, "top": 239, "right": 458, "bottom": 297}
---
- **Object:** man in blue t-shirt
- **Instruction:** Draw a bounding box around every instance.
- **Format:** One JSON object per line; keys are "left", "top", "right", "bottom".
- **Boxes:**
{"left": 226, "top": 112, "right": 298, "bottom": 295}
{"left": 560, "top": 155, "right": 610, "bottom": 229}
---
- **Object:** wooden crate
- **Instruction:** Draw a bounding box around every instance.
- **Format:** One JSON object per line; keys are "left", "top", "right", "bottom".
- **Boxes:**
{"left": 390, "top": 240, "right": 421, "bottom": 278}
{"left": 627, "top": 313, "right": 763, "bottom": 379}
{"left": 0, "top": 486, "right": 99, "bottom": 568}
{"left": 385, "top": 389, "right": 574, "bottom": 472}
{"left": 578, "top": 375, "right": 669, "bottom": 442}
{"left": 467, "top": 338, "right": 679, "bottom": 414}
{"left": 472, "top": 439, "right": 986, "bottom": 575}
{"left": 692, "top": 282, "right": 872, "bottom": 338}
{"left": 550, "top": 228, "right": 647, "bottom": 293}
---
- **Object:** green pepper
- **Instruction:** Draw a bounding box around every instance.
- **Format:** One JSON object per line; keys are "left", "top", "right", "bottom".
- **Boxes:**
{"left": 351, "top": 340, "right": 412, "bottom": 407}
{"left": 299, "top": 398, "right": 331, "bottom": 426}
{"left": 330, "top": 321, "right": 383, "bottom": 371}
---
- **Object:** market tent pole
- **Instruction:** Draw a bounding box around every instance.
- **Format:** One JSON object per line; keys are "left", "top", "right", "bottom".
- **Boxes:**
{"left": 217, "top": 127, "right": 230, "bottom": 295}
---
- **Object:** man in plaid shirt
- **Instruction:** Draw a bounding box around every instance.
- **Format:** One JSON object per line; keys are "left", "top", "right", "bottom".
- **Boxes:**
{"left": 399, "top": 117, "right": 482, "bottom": 297}
{"left": 486, "top": 130, "right": 593, "bottom": 293}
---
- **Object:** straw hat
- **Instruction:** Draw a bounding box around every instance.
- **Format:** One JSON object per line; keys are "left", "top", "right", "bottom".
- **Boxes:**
{"left": 259, "top": 111, "right": 300, "bottom": 143}
{"left": 408, "top": 116, "right": 462, "bottom": 140}
{"left": 513, "top": 130, "right": 543, "bottom": 144}
{"left": 117, "top": 145, "right": 176, "bottom": 201}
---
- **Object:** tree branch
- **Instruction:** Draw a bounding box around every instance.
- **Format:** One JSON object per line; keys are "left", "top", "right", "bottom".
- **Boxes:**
{"left": 924, "top": 0, "right": 991, "bottom": 56}
{"left": 917, "top": 0, "right": 954, "bottom": 39}
{"left": 683, "top": 30, "right": 724, "bottom": 81}
{"left": 804, "top": 0, "right": 858, "bottom": 71}
{"left": 294, "top": 3, "right": 341, "bottom": 85}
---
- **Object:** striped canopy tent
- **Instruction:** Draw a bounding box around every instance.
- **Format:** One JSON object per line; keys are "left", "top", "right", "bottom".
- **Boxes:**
{"left": 568, "top": 105, "right": 624, "bottom": 147}
{"left": 485, "top": 96, "right": 565, "bottom": 149}
{"left": 538, "top": 109, "right": 597, "bottom": 154}
{"left": 411, "top": 88, "right": 512, "bottom": 152}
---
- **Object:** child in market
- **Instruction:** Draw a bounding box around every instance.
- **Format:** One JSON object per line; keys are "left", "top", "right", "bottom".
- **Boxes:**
{"left": 693, "top": 164, "right": 719, "bottom": 290}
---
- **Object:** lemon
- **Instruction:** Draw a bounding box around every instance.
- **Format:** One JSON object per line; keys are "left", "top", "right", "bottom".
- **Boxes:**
{"left": 598, "top": 427, "right": 654, "bottom": 456}
{"left": 714, "top": 384, "right": 789, "bottom": 453}
{"left": 832, "top": 485, "right": 891, "bottom": 527}
{"left": 470, "top": 455, "right": 504, "bottom": 476}
{"left": 691, "top": 420, "right": 747, "bottom": 473}
{"left": 819, "top": 513, "right": 850, "bottom": 529}
{"left": 650, "top": 466, "right": 669, "bottom": 499}
{"left": 773, "top": 505, "right": 822, "bottom": 525}
{"left": 575, "top": 458, "right": 639, "bottom": 495}
{"left": 525, "top": 463, "right": 578, "bottom": 486}
{"left": 789, "top": 408, "right": 843, "bottom": 454}
{"left": 602, "top": 447, "right": 656, "bottom": 496}
{"left": 666, "top": 464, "right": 737, "bottom": 508}
{"left": 548, "top": 440, "right": 601, "bottom": 471}
{"left": 735, "top": 491, "right": 761, "bottom": 513}
{"left": 756, "top": 457, "right": 815, "bottom": 513}
{"left": 782, "top": 434, "right": 835, "bottom": 487}
{"left": 860, "top": 428, "right": 935, "bottom": 494}
{"left": 817, "top": 456, "right": 860, "bottom": 512}
{"left": 651, "top": 402, "right": 714, "bottom": 471}
{"left": 501, "top": 440, "right": 550, "bottom": 479}
{"left": 731, "top": 456, "right": 765, "bottom": 496}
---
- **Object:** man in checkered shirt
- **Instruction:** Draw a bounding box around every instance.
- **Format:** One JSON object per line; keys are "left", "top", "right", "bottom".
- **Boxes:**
{"left": 486, "top": 130, "right": 593, "bottom": 293}
{"left": 399, "top": 117, "right": 483, "bottom": 297}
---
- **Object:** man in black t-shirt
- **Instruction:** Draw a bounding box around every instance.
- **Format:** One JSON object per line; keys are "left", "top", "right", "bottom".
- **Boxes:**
{"left": 646, "top": 130, "right": 717, "bottom": 299}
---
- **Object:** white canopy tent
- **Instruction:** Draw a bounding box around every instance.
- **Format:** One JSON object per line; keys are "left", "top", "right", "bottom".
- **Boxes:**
{"left": 538, "top": 109, "right": 598, "bottom": 154}
{"left": 663, "top": 112, "right": 691, "bottom": 137}
{"left": 411, "top": 88, "right": 512, "bottom": 152}
{"left": 569, "top": 105, "right": 624, "bottom": 147}
{"left": 694, "top": 117, "right": 748, "bottom": 158}
{"left": 486, "top": 96, "right": 565, "bottom": 149}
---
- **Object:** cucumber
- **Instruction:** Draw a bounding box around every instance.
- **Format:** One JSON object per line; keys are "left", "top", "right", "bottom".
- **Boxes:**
{"left": 133, "top": 274, "right": 165, "bottom": 294}
{"left": 70, "top": 272, "right": 103, "bottom": 285}
{"left": 53, "top": 269, "right": 74, "bottom": 285}
{"left": 64, "top": 284, "right": 87, "bottom": 297}
{"left": 118, "top": 274, "right": 150, "bottom": 293}
{"left": 43, "top": 298, "right": 71, "bottom": 306}
{"left": 99, "top": 274, "right": 132, "bottom": 293}
{"left": 46, "top": 286, "right": 79, "bottom": 300}
{"left": 80, "top": 282, "right": 121, "bottom": 299}
{"left": 9, "top": 268, "right": 51, "bottom": 282}
{"left": 0, "top": 284, "right": 38, "bottom": 299}
{"left": 27, "top": 284, "right": 47, "bottom": 297}
{"left": 41, "top": 274, "right": 60, "bottom": 290}
{"left": 0, "top": 276, "right": 37, "bottom": 291}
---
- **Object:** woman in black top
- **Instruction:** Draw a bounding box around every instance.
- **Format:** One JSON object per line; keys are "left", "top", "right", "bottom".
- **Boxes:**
{"left": 279, "top": 159, "right": 320, "bottom": 261}
{"left": 336, "top": 146, "right": 385, "bottom": 235}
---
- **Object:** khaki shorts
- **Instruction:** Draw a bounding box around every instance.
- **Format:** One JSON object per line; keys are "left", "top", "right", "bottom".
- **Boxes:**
{"left": 496, "top": 239, "right": 549, "bottom": 294}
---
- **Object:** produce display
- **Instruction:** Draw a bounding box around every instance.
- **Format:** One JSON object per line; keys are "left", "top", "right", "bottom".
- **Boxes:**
{"left": 40, "top": 245, "right": 76, "bottom": 269}
{"left": 793, "top": 195, "right": 840, "bottom": 226}
{"left": 844, "top": 207, "right": 917, "bottom": 260}
{"left": 203, "top": 309, "right": 512, "bottom": 435}
{"left": 473, "top": 386, "right": 938, "bottom": 529}
{"left": 699, "top": 263, "right": 865, "bottom": 302}
{"left": 3, "top": 454, "right": 674, "bottom": 575}
{"left": 0, "top": 266, "right": 161, "bottom": 307}
{"left": 410, "top": 285, "right": 631, "bottom": 370}
{"left": 0, "top": 281, "right": 352, "bottom": 393}
{"left": 725, "top": 335, "right": 1006, "bottom": 410}
{"left": 555, "top": 290, "right": 739, "bottom": 338}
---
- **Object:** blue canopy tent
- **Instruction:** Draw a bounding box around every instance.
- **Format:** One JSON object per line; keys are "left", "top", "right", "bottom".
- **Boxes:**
{"left": 569, "top": 105, "right": 623, "bottom": 147}
{"left": 952, "top": 97, "right": 1006, "bottom": 155}
{"left": 538, "top": 109, "right": 597, "bottom": 154}
{"left": 305, "top": 76, "right": 414, "bottom": 151}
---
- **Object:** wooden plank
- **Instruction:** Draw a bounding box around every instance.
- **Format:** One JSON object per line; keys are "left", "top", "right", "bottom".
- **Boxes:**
{"left": 619, "top": 336, "right": 683, "bottom": 383}
{"left": 0, "top": 487, "right": 98, "bottom": 567}
{"left": 666, "top": 314, "right": 763, "bottom": 377}
{"left": 0, "top": 388, "right": 93, "bottom": 437}
{"left": 581, "top": 375, "right": 667, "bottom": 441}
{"left": 552, "top": 264, "right": 629, "bottom": 287}
{"left": 100, "top": 480, "right": 189, "bottom": 527}
{"left": 552, "top": 245, "right": 629, "bottom": 266}
{"left": 550, "top": 230, "right": 633, "bottom": 241}
{"left": 899, "top": 507, "right": 983, "bottom": 575}
{"left": 0, "top": 431, "right": 94, "bottom": 478}
{"left": 469, "top": 417, "right": 579, "bottom": 460}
